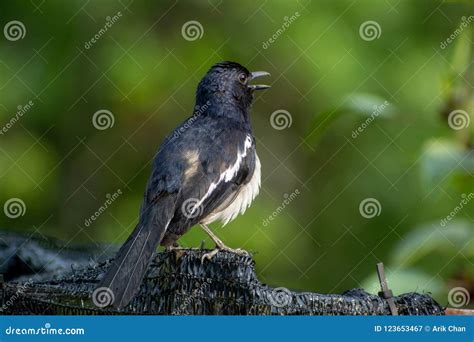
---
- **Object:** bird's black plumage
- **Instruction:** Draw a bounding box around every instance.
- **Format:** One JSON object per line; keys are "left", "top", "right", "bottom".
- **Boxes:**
{"left": 97, "top": 61, "right": 270, "bottom": 309}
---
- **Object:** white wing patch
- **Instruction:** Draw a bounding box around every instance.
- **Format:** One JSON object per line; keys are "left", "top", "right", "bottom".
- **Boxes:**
{"left": 212, "top": 154, "right": 261, "bottom": 225}
{"left": 201, "top": 149, "right": 261, "bottom": 226}
{"left": 195, "top": 135, "right": 253, "bottom": 210}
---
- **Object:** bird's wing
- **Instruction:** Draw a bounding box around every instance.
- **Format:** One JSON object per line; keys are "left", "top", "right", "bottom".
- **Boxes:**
{"left": 166, "top": 125, "right": 257, "bottom": 232}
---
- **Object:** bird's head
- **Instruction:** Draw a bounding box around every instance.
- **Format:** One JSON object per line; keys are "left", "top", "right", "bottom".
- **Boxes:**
{"left": 195, "top": 61, "right": 270, "bottom": 120}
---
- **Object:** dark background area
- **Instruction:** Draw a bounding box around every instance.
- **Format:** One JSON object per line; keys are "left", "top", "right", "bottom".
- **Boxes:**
{"left": 0, "top": 0, "right": 473, "bottom": 308}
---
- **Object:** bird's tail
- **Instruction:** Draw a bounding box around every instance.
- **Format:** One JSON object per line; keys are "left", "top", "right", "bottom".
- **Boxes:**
{"left": 96, "top": 196, "right": 174, "bottom": 309}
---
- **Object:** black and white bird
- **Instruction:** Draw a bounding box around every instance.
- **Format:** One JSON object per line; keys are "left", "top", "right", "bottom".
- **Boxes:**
{"left": 97, "top": 61, "right": 270, "bottom": 309}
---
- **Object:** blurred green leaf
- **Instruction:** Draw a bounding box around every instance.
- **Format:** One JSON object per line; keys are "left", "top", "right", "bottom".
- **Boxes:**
{"left": 306, "top": 93, "right": 394, "bottom": 145}
{"left": 450, "top": 25, "right": 471, "bottom": 75}
{"left": 343, "top": 93, "right": 395, "bottom": 118}
{"left": 420, "top": 139, "right": 474, "bottom": 189}
{"left": 391, "top": 219, "right": 474, "bottom": 266}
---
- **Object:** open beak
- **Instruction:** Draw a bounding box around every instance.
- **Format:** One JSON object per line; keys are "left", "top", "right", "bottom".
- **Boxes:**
{"left": 248, "top": 71, "right": 271, "bottom": 91}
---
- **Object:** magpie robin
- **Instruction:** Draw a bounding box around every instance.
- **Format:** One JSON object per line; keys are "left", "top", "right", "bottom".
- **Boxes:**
{"left": 97, "top": 61, "right": 270, "bottom": 309}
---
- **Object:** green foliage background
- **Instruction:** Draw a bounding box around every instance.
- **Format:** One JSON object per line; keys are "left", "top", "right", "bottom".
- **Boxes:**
{"left": 0, "top": 0, "right": 473, "bottom": 308}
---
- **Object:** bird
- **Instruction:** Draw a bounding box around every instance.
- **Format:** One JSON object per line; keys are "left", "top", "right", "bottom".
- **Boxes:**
{"left": 97, "top": 61, "right": 270, "bottom": 309}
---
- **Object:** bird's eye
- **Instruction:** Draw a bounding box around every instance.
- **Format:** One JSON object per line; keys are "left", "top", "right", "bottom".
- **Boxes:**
{"left": 238, "top": 73, "right": 247, "bottom": 84}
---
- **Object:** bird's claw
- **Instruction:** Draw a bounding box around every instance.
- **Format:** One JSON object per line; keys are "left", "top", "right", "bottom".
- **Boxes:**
{"left": 201, "top": 246, "right": 249, "bottom": 263}
{"left": 228, "top": 247, "right": 249, "bottom": 256}
{"left": 201, "top": 248, "right": 220, "bottom": 263}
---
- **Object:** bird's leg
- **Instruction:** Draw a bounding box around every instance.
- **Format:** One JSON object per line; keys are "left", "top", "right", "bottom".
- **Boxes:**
{"left": 199, "top": 224, "right": 225, "bottom": 247}
{"left": 200, "top": 224, "right": 249, "bottom": 262}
